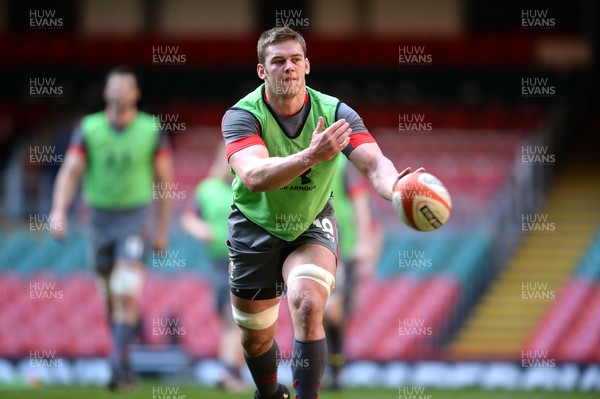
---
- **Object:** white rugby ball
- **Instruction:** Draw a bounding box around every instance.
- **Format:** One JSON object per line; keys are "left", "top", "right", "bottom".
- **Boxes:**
{"left": 392, "top": 172, "right": 452, "bottom": 231}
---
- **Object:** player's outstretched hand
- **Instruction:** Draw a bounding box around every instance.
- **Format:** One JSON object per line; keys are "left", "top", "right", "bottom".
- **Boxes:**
{"left": 393, "top": 167, "right": 425, "bottom": 191}
{"left": 48, "top": 211, "right": 67, "bottom": 241}
{"left": 308, "top": 117, "right": 351, "bottom": 163}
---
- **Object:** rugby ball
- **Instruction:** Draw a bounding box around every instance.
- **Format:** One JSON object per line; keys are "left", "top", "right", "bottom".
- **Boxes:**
{"left": 392, "top": 172, "right": 451, "bottom": 231}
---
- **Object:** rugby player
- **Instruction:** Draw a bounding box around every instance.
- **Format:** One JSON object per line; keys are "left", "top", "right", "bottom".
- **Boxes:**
{"left": 223, "top": 27, "right": 422, "bottom": 399}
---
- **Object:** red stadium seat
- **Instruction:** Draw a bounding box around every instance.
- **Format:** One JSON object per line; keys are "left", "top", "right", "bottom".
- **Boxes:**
{"left": 524, "top": 279, "right": 594, "bottom": 359}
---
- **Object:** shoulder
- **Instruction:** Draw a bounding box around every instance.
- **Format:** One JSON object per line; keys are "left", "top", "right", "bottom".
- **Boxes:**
{"left": 232, "top": 85, "right": 265, "bottom": 109}
{"left": 307, "top": 86, "right": 340, "bottom": 107}
{"left": 81, "top": 111, "right": 105, "bottom": 125}
{"left": 135, "top": 111, "right": 154, "bottom": 124}
{"left": 222, "top": 108, "right": 261, "bottom": 145}
{"left": 223, "top": 108, "right": 260, "bottom": 126}
{"left": 336, "top": 102, "right": 360, "bottom": 120}
{"left": 80, "top": 111, "right": 105, "bottom": 134}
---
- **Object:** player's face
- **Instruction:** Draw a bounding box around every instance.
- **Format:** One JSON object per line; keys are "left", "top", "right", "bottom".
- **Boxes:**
{"left": 259, "top": 40, "right": 310, "bottom": 99}
{"left": 103, "top": 73, "right": 140, "bottom": 110}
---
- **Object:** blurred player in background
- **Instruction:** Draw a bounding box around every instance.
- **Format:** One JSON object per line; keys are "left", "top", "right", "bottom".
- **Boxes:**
{"left": 222, "top": 27, "right": 422, "bottom": 399}
{"left": 323, "top": 155, "right": 382, "bottom": 390}
{"left": 49, "top": 66, "right": 173, "bottom": 391}
{"left": 180, "top": 146, "right": 247, "bottom": 393}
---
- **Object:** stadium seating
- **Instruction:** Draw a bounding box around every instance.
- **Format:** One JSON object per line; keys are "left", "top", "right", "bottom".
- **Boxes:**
{"left": 0, "top": 100, "right": 548, "bottom": 362}
{"left": 452, "top": 164, "right": 600, "bottom": 360}
{"left": 0, "top": 32, "right": 548, "bottom": 68}
{"left": 524, "top": 227, "right": 600, "bottom": 363}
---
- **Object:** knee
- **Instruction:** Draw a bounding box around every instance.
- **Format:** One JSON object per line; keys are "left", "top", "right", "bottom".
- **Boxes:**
{"left": 288, "top": 288, "right": 323, "bottom": 323}
{"left": 240, "top": 328, "right": 275, "bottom": 357}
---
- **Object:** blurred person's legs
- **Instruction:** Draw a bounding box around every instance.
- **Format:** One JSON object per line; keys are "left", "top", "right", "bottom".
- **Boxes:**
{"left": 323, "top": 260, "right": 355, "bottom": 390}
{"left": 108, "top": 259, "right": 145, "bottom": 389}
{"left": 91, "top": 207, "right": 149, "bottom": 391}
{"left": 214, "top": 260, "right": 247, "bottom": 392}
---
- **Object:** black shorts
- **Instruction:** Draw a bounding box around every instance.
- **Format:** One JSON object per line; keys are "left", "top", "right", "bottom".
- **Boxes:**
{"left": 227, "top": 201, "right": 338, "bottom": 300}
{"left": 90, "top": 205, "right": 151, "bottom": 275}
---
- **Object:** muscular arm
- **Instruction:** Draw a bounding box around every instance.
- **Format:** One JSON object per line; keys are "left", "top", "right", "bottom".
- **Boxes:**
{"left": 348, "top": 142, "right": 401, "bottom": 201}
{"left": 229, "top": 117, "right": 351, "bottom": 193}
{"left": 50, "top": 150, "right": 86, "bottom": 238}
{"left": 229, "top": 145, "right": 313, "bottom": 193}
{"left": 349, "top": 142, "right": 424, "bottom": 201}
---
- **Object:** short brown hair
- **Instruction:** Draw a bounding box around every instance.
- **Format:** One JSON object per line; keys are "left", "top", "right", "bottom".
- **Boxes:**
{"left": 105, "top": 65, "right": 139, "bottom": 87}
{"left": 257, "top": 27, "right": 307, "bottom": 64}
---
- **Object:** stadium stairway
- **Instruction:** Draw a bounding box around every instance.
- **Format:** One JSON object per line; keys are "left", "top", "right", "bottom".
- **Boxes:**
{"left": 448, "top": 164, "right": 600, "bottom": 360}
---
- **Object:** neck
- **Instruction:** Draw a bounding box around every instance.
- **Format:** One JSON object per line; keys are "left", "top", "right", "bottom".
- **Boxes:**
{"left": 265, "top": 87, "right": 305, "bottom": 117}
{"left": 106, "top": 105, "right": 137, "bottom": 129}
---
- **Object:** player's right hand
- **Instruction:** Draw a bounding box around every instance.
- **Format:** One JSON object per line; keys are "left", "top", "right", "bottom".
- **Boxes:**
{"left": 48, "top": 210, "right": 67, "bottom": 240}
{"left": 308, "top": 117, "right": 351, "bottom": 162}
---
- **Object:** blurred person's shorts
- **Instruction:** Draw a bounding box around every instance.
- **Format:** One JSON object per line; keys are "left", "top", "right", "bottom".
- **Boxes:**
{"left": 90, "top": 205, "right": 151, "bottom": 274}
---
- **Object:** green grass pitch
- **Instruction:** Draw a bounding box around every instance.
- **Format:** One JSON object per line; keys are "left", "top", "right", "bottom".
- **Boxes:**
{"left": 1, "top": 382, "right": 599, "bottom": 399}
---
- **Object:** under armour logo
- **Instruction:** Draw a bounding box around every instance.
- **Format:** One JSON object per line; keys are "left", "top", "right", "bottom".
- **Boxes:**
{"left": 299, "top": 168, "right": 312, "bottom": 184}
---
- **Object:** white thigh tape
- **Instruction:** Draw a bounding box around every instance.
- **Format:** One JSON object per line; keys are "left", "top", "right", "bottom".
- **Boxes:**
{"left": 231, "top": 302, "right": 280, "bottom": 330}
{"left": 109, "top": 267, "right": 144, "bottom": 296}
{"left": 287, "top": 263, "right": 335, "bottom": 296}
